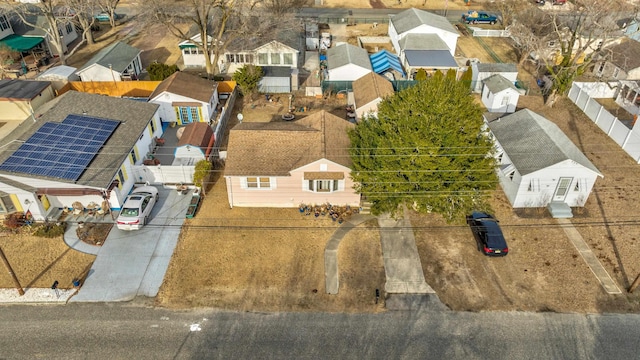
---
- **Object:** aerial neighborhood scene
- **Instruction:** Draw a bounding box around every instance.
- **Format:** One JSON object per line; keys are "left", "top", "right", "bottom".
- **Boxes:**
{"left": 2, "top": 0, "right": 640, "bottom": 356}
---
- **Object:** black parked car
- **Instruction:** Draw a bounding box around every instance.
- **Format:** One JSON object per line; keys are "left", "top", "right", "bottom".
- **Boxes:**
{"left": 466, "top": 212, "right": 509, "bottom": 257}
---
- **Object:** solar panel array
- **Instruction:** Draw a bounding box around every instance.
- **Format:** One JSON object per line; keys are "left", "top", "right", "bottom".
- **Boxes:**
{"left": 0, "top": 114, "right": 120, "bottom": 181}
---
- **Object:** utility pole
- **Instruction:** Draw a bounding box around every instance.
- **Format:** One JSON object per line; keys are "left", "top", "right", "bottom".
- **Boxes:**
{"left": 0, "top": 246, "right": 24, "bottom": 296}
{"left": 630, "top": 273, "right": 640, "bottom": 293}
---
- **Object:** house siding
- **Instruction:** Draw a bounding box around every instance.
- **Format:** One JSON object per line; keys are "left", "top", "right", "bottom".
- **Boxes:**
{"left": 225, "top": 160, "right": 360, "bottom": 208}
{"left": 355, "top": 99, "right": 382, "bottom": 119}
{"left": 150, "top": 92, "right": 216, "bottom": 124}
{"left": 482, "top": 87, "right": 519, "bottom": 113}
{"left": 498, "top": 160, "right": 599, "bottom": 208}
{"left": 328, "top": 65, "right": 371, "bottom": 81}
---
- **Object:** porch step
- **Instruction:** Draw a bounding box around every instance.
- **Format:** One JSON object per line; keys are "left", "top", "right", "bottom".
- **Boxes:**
{"left": 359, "top": 200, "right": 372, "bottom": 215}
{"left": 547, "top": 201, "right": 573, "bottom": 219}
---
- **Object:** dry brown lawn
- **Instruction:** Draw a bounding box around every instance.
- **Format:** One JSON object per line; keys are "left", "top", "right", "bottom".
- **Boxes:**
{"left": 0, "top": 228, "right": 95, "bottom": 290}
{"left": 158, "top": 100, "right": 385, "bottom": 312}
{"left": 157, "top": 178, "right": 385, "bottom": 312}
{"left": 456, "top": 35, "right": 517, "bottom": 63}
{"left": 414, "top": 96, "right": 640, "bottom": 313}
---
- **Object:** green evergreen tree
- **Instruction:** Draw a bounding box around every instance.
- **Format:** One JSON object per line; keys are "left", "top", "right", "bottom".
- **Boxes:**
{"left": 232, "top": 65, "right": 263, "bottom": 96}
{"left": 459, "top": 66, "right": 473, "bottom": 89}
{"left": 414, "top": 68, "right": 427, "bottom": 81}
{"left": 147, "top": 62, "right": 179, "bottom": 81}
{"left": 349, "top": 72, "right": 498, "bottom": 221}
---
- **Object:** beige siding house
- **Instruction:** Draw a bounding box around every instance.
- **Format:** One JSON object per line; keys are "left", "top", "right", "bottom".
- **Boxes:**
{"left": 0, "top": 79, "right": 54, "bottom": 122}
{"left": 224, "top": 111, "right": 360, "bottom": 208}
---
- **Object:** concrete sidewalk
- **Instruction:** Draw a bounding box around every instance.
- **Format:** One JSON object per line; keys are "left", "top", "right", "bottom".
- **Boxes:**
{"left": 557, "top": 218, "right": 622, "bottom": 294}
{"left": 70, "top": 187, "right": 191, "bottom": 302}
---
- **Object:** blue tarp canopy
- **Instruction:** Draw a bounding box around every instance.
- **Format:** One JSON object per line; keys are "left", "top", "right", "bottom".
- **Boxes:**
{"left": 0, "top": 34, "right": 44, "bottom": 52}
{"left": 370, "top": 50, "right": 405, "bottom": 78}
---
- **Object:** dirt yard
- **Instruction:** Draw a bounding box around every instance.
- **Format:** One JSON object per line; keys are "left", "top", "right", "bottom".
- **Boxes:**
{"left": 414, "top": 95, "right": 640, "bottom": 313}
{"left": 0, "top": 228, "right": 95, "bottom": 290}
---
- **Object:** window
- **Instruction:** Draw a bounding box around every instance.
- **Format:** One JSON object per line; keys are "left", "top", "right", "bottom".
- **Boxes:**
{"left": 613, "top": 68, "right": 620, "bottom": 79}
{"left": 66, "top": 23, "right": 73, "bottom": 34}
{"left": 528, "top": 179, "right": 539, "bottom": 192}
{"left": 227, "top": 53, "right": 235, "bottom": 63}
{"left": 501, "top": 96, "right": 510, "bottom": 106}
{"left": 283, "top": 53, "right": 293, "bottom": 65}
{"left": 130, "top": 148, "right": 138, "bottom": 164}
{"left": 117, "top": 167, "right": 127, "bottom": 189}
{"left": 245, "top": 54, "right": 254, "bottom": 64}
{"left": 0, "top": 16, "right": 9, "bottom": 32}
{"left": 58, "top": 28, "right": 63, "bottom": 37}
{"left": 597, "top": 62, "right": 605, "bottom": 74}
{"left": 308, "top": 180, "right": 339, "bottom": 193}
{"left": 270, "top": 53, "right": 280, "bottom": 65}
{"left": 183, "top": 49, "right": 190, "bottom": 55}
{"left": 508, "top": 171, "right": 515, "bottom": 181}
{"left": 548, "top": 40, "right": 556, "bottom": 47}
{"left": 0, "top": 195, "right": 16, "bottom": 214}
{"left": 180, "top": 107, "right": 189, "bottom": 122}
{"left": 258, "top": 53, "right": 268, "bottom": 65}
{"left": 149, "top": 120, "right": 156, "bottom": 136}
{"left": 190, "top": 107, "right": 198, "bottom": 121}
{"left": 246, "top": 177, "right": 271, "bottom": 189}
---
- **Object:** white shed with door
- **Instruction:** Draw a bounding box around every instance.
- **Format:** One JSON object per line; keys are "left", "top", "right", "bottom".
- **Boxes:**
{"left": 481, "top": 74, "right": 519, "bottom": 113}
{"left": 471, "top": 62, "right": 518, "bottom": 93}
{"left": 487, "top": 109, "right": 602, "bottom": 209}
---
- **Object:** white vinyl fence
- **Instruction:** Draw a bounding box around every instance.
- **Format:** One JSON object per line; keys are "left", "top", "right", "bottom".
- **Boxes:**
{"left": 470, "top": 28, "right": 511, "bottom": 37}
{"left": 568, "top": 82, "right": 640, "bottom": 163}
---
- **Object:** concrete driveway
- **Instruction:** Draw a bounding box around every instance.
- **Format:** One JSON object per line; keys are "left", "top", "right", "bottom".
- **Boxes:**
{"left": 70, "top": 187, "right": 192, "bottom": 302}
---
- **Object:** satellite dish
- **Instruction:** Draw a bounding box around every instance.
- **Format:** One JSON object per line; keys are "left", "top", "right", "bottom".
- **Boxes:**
{"left": 237, "top": 113, "right": 244, "bottom": 123}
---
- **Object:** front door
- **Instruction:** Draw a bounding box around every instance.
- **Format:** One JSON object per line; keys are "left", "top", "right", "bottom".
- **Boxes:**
{"left": 553, "top": 177, "right": 573, "bottom": 201}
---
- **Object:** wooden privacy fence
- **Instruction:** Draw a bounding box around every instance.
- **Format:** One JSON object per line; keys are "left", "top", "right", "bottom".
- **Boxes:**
{"left": 57, "top": 81, "right": 162, "bottom": 98}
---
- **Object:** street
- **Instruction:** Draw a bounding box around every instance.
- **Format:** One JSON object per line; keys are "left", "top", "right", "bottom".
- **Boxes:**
{"left": 1, "top": 303, "right": 639, "bottom": 359}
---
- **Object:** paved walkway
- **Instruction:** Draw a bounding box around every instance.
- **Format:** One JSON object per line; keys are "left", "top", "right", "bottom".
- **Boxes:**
{"left": 557, "top": 218, "right": 622, "bottom": 294}
{"left": 70, "top": 187, "right": 191, "bottom": 302}
{"left": 324, "top": 214, "right": 374, "bottom": 294}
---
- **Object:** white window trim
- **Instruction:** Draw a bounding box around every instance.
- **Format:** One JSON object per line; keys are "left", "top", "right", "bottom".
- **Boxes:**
{"left": 305, "top": 179, "right": 343, "bottom": 193}
{"left": 242, "top": 176, "right": 273, "bottom": 190}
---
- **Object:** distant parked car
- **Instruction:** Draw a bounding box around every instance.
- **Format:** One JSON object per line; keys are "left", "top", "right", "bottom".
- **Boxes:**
{"left": 535, "top": 0, "right": 566, "bottom": 5}
{"left": 94, "top": 12, "right": 125, "bottom": 22}
{"left": 116, "top": 186, "right": 159, "bottom": 230}
{"left": 461, "top": 10, "right": 498, "bottom": 25}
{"left": 466, "top": 211, "right": 509, "bottom": 257}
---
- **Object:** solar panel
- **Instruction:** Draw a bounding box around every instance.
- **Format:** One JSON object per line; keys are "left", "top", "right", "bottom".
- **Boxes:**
{"left": 0, "top": 114, "right": 120, "bottom": 181}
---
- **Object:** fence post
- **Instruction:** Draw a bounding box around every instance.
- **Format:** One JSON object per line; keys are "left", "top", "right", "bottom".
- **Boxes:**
{"left": 593, "top": 103, "right": 603, "bottom": 125}
{"left": 607, "top": 117, "right": 618, "bottom": 136}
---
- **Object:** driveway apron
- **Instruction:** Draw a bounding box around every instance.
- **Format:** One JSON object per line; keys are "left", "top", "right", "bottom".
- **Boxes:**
{"left": 71, "top": 188, "right": 192, "bottom": 302}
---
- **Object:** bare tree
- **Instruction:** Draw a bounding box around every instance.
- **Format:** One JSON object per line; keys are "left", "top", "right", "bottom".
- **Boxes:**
{"left": 485, "top": 0, "right": 527, "bottom": 28}
{"left": 0, "top": 1, "right": 73, "bottom": 65}
{"left": 0, "top": 44, "right": 19, "bottom": 78}
{"left": 261, "top": 0, "right": 308, "bottom": 16}
{"left": 61, "top": 0, "right": 99, "bottom": 45}
{"left": 96, "top": 0, "right": 121, "bottom": 28}
{"left": 142, "top": 0, "right": 301, "bottom": 77}
{"left": 508, "top": 0, "right": 639, "bottom": 106}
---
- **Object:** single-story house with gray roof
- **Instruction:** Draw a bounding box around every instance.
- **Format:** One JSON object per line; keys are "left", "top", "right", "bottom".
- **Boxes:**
{"left": 481, "top": 74, "right": 520, "bottom": 113}
{"left": 76, "top": 41, "right": 143, "bottom": 82}
{"left": 593, "top": 38, "right": 640, "bottom": 80}
{"left": 0, "top": 91, "right": 161, "bottom": 221}
{"left": 486, "top": 109, "right": 603, "bottom": 211}
{"left": 398, "top": 33, "right": 459, "bottom": 79}
{"left": 471, "top": 62, "right": 518, "bottom": 93}
{"left": 388, "top": 8, "right": 458, "bottom": 57}
{"left": 326, "top": 43, "right": 372, "bottom": 81}
{"left": 179, "top": 26, "right": 302, "bottom": 75}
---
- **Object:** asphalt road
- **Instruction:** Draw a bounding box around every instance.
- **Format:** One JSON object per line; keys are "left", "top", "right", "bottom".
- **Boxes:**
{"left": 1, "top": 303, "right": 639, "bottom": 359}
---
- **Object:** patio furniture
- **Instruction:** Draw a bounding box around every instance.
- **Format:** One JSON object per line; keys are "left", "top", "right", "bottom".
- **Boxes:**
{"left": 72, "top": 201, "right": 84, "bottom": 219}
{"left": 96, "top": 200, "right": 110, "bottom": 220}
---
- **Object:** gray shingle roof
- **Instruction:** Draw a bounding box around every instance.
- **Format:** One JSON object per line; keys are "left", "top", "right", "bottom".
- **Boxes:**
{"left": 483, "top": 74, "right": 518, "bottom": 93}
{"left": 606, "top": 38, "right": 640, "bottom": 72}
{"left": 10, "top": 15, "right": 48, "bottom": 37}
{"left": 0, "top": 79, "right": 51, "bottom": 100}
{"left": 390, "top": 8, "right": 458, "bottom": 36}
{"left": 327, "top": 43, "right": 372, "bottom": 71}
{"left": 77, "top": 41, "right": 141, "bottom": 73}
{"left": 488, "top": 109, "right": 602, "bottom": 176}
{"left": 475, "top": 63, "right": 518, "bottom": 73}
{"left": 404, "top": 50, "right": 457, "bottom": 67}
{"left": 0, "top": 91, "right": 159, "bottom": 187}
{"left": 149, "top": 71, "right": 218, "bottom": 103}
{"left": 399, "top": 33, "right": 449, "bottom": 51}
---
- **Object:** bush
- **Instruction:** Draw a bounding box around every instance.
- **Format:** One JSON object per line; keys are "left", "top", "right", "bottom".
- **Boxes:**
{"left": 32, "top": 223, "right": 66, "bottom": 238}
{"left": 193, "top": 159, "right": 212, "bottom": 189}
{"left": 3, "top": 213, "right": 23, "bottom": 229}
{"left": 147, "top": 62, "right": 179, "bottom": 81}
